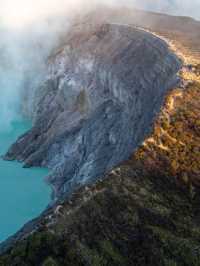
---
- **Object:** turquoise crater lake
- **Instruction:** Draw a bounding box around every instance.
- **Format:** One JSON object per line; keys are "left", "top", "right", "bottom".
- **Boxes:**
{"left": 0, "top": 119, "right": 50, "bottom": 243}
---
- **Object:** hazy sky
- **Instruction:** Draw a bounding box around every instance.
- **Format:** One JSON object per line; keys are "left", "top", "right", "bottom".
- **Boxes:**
{"left": 0, "top": 0, "right": 199, "bottom": 29}
{"left": 130, "top": 0, "right": 200, "bottom": 20}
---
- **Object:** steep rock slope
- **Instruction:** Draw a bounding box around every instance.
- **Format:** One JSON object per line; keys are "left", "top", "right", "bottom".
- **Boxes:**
{"left": 5, "top": 23, "right": 181, "bottom": 198}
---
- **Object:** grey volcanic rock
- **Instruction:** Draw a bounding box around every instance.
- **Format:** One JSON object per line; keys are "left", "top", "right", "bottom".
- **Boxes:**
{"left": 5, "top": 23, "right": 181, "bottom": 198}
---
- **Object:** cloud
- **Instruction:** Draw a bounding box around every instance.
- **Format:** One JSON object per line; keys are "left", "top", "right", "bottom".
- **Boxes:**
{"left": 0, "top": 1, "right": 72, "bottom": 131}
{"left": 0, "top": 0, "right": 198, "bottom": 132}
{"left": 0, "top": 0, "right": 199, "bottom": 29}
{"left": 0, "top": 0, "right": 99, "bottom": 29}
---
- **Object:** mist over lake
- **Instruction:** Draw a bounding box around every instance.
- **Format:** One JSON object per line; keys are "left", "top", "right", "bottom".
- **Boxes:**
{"left": 0, "top": 120, "right": 50, "bottom": 243}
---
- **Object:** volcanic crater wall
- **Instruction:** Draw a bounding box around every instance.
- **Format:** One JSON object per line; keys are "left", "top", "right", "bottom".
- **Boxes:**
{"left": 5, "top": 23, "right": 181, "bottom": 199}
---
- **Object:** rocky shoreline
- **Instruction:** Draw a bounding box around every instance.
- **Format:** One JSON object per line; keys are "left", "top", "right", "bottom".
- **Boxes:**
{"left": 0, "top": 19, "right": 181, "bottom": 254}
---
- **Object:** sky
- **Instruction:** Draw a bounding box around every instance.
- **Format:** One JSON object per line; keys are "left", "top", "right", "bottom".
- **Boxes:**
{"left": 0, "top": 0, "right": 199, "bottom": 29}
{"left": 132, "top": 0, "right": 200, "bottom": 20}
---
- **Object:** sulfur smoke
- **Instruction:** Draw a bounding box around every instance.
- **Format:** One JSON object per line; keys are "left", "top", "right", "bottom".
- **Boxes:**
{"left": 0, "top": 0, "right": 103, "bottom": 131}
{"left": 0, "top": 1, "right": 72, "bottom": 131}
{"left": 0, "top": 0, "right": 198, "bottom": 131}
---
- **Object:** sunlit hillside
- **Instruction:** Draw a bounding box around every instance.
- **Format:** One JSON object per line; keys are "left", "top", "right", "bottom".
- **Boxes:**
{"left": 134, "top": 23, "right": 200, "bottom": 192}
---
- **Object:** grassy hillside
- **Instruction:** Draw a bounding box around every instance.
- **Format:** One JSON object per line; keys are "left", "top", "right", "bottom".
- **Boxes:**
{"left": 136, "top": 72, "right": 200, "bottom": 190}
{"left": 1, "top": 160, "right": 200, "bottom": 266}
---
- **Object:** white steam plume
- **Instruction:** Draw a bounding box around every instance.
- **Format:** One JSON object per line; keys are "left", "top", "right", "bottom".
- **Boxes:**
{"left": 0, "top": 0, "right": 198, "bottom": 132}
{"left": 0, "top": 0, "right": 102, "bottom": 132}
{"left": 0, "top": 1, "right": 73, "bottom": 131}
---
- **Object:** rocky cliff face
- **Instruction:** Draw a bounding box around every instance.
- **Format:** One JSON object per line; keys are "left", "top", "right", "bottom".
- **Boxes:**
{"left": 5, "top": 22, "right": 181, "bottom": 199}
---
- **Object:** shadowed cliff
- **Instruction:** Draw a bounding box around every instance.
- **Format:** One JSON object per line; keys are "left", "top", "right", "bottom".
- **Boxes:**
{"left": 5, "top": 22, "right": 181, "bottom": 199}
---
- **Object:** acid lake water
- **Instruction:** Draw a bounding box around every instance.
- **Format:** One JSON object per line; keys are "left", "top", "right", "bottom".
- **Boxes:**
{"left": 0, "top": 119, "right": 50, "bottom": 243}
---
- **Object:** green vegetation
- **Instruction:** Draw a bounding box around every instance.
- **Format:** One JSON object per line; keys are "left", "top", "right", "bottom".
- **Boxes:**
{"left": 1, "top": 156, "right": 200, "bottom": 265}
{"left": 136, "top": 80, "right": 200, "bottom": 190}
